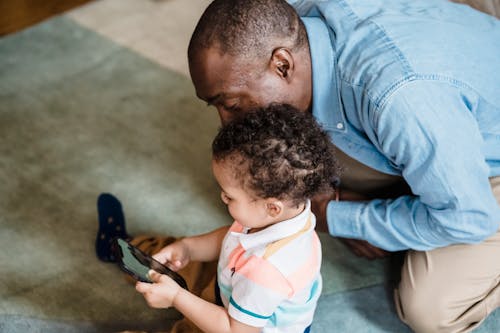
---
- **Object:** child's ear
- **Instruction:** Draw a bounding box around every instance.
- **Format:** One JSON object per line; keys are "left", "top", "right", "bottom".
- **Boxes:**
{"left": 266, "top": 199, "right": 283, "bottom": 218}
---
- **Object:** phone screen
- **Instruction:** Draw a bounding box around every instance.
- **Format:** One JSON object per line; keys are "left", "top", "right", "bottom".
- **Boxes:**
{"left": 112, "top": 238, "right": 188, "bottom": 290}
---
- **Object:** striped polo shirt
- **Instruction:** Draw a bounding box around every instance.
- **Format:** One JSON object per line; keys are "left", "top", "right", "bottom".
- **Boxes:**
{"left": 217, "top": 201, "right": 322, "bottom": 332}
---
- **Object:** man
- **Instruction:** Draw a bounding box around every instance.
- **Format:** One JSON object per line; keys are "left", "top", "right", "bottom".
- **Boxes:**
{"left": 186, "top": 0, "right": 500, "bottom": 332}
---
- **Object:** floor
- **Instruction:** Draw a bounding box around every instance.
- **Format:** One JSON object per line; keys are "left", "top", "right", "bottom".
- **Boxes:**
{"left": 68, "top": 0, "right": 212, "bottom": 77}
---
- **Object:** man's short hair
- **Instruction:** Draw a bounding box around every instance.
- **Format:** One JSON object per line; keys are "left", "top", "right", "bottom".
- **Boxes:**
{"left": 188, "top": 0, "right": 308, "bottom": 60}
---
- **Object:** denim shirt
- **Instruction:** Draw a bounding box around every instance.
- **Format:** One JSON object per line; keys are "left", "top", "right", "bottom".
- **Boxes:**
{"left": 291, "top": 0, "right": 500, "bottom": 250}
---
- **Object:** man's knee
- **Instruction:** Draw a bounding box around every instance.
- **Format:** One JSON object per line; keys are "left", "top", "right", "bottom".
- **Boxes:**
{"left": 395, "top": 236, "right": 500, "bottom": 333}
{"left": 396, "top": 285, "right": 452, "bottom": 333}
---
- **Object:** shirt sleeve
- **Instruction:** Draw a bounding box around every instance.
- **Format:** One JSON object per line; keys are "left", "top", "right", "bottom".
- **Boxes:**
{"left": 328, "top": 80, "right": 500, "bottom": 251}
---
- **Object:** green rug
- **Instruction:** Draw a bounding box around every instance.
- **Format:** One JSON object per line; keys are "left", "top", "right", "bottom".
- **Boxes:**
{"left": 0, "top": 16, "right": 389, "bottom": 328}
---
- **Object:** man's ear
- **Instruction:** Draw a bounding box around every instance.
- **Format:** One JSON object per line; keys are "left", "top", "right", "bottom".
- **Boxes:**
{"left": 270, "top": 47, "right": 294, "bottom": 81}
{"left": 266, "top": 199, "right": 284, "bottom": 218}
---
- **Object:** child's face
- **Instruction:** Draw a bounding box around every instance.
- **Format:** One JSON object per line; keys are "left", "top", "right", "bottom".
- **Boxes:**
{"left": 212, "top": 159, "right": 274, "bottom": 229}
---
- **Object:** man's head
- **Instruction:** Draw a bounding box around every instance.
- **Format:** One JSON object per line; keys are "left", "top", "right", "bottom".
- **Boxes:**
{"left": 188, "top": 0, "right": 312, "bottom": 124}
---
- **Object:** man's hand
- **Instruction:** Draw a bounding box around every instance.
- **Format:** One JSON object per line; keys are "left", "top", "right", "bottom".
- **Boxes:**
{"left": 311, "top": 188, "right": 390, "bottom": 260}
{"left": 311, "top": 188, "right": 368, "bottom": 233}
{"left": 310, "top": 192, "right": 334, "bottom": 233}
{"left": 337, "top": 238, "right": 390, "bottom": 260}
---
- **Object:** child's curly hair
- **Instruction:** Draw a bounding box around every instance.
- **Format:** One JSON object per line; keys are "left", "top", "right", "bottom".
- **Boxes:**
{"left": 212, "top": 104, "right": 341, "bottom": 205}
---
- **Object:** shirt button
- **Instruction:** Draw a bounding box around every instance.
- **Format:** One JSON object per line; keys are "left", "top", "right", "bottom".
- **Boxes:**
{"left": 336, "top": 122, "right": 344, "bottom": 129}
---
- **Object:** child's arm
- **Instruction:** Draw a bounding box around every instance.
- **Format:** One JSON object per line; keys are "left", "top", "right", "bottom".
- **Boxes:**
{"left": 182, "top": 225, "right": 229, "bottom": 261}
{"left": 152, "top": 226, "right": 229, "bottom": 269}
{"left": 136, "top": 270, "right": 261, "bottom": 333}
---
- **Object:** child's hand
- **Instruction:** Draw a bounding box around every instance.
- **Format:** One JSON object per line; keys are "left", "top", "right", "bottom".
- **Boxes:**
{"left": 136, "top": 270, "right": 181, "bottom": 309}
{"left": 152, "top": 239, "right": 191, "bottom": 271}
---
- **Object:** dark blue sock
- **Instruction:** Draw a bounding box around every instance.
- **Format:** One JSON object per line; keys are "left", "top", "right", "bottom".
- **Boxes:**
{"left": 95, "top": 193, "right": 129, "bottom": 262}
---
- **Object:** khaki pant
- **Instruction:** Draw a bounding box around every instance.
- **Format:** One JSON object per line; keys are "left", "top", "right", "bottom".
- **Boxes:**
{"left": 394, "top": 176, "right": 500, "bottom": 333}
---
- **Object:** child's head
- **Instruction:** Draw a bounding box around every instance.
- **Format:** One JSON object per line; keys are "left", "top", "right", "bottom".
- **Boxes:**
{"left": 211, "top": 104, "right": 340, "bottom": 229}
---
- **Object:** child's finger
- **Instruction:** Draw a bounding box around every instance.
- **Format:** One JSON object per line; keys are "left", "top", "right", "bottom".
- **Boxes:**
{"left": 135, "top": 281, "right": 151, "bottom": 293}
{"left": 148, "top": 269, "right": 166, "bottom": 283}
{"left": 172, "top": 259, "right": 183, "bottom": 268}
{"left": 152, "top": 250, "right": 171, "bottom": 264}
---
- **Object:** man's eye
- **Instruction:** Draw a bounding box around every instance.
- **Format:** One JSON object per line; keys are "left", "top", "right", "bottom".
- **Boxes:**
{"left": 225, "top": 104, "right": 239, "bottom": 112}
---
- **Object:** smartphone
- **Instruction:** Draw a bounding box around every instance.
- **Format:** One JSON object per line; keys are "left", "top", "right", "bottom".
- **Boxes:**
{"left": 112, "top": 238, "right": 188, "bottom": 290}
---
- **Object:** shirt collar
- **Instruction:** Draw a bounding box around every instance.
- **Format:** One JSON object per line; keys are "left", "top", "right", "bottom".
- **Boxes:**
{"left": 237, "top": 200, "right": 314, "bottom": 250}
{"left": 301, "top": 17, "right": 346, "bottom": 133}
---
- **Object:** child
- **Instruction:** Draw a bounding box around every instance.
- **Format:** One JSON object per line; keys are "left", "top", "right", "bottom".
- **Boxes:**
{"left": 134, "top": 105, "right": 340, "bottom": 333}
